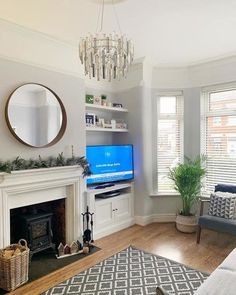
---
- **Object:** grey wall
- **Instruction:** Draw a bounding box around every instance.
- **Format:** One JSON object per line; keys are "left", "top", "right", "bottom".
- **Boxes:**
{"left": 86, "top": 83, "right": 204, "bottom": 218}
{"left": 85, "top": 88, "right": 116, "bottom": 146}
{"left": 0, "top": 58, "right": 207, "bottom": 219}
{"left": 112, "top": 84, "right": 203, "bottom": 218}
{"left": 184, "top": 88, "right": 201, "bottom": 159}
{"left": 0, "top": 58, "right": 86, "bottom": 160}
{"left": 112, "top": 86, "right": 153, "bottom": 216}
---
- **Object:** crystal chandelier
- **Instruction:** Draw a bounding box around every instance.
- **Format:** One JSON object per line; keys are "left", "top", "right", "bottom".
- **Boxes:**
{"left": 79, "top": 0, "right": 134, "bottom": 82}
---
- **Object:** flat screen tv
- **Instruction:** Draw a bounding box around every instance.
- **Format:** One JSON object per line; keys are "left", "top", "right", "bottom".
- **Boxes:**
{"left": 86, "top": 145, "right": 134, "bottom": 185}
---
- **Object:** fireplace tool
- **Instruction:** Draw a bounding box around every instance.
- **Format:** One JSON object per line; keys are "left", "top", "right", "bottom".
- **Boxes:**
{"left": 82, "top": 206, "right": 94, "bottom": 249}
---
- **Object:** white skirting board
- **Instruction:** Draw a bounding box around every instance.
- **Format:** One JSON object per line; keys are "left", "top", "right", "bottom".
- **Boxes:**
{"left": 94, "top": 218, "right": 135, "bottom": 240}
{"left": 94, "top": 215, "right": 176, "bottom": 239}
{"left": 134, "top": 214, "right": 176, "bottom": 226}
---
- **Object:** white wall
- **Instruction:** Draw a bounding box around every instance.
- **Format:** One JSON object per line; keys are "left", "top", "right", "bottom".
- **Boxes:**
{"left": 0, "top": 18, "right": 83, "bottom": 78}
{"left": 152, "top": 56, "right": 236, "bottom": 89}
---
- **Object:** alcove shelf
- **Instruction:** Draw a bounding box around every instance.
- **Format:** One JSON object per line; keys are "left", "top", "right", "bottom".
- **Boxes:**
{"left": 85, "top": 103, "right": 128, "bottom": 113}
{"left": 86, "top": 127, "right": 129, "bottom": 132}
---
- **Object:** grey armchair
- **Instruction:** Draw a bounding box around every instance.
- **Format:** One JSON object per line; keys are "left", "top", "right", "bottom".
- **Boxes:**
{"left": 197, "top": 184, "right": 236, "bottom": 243}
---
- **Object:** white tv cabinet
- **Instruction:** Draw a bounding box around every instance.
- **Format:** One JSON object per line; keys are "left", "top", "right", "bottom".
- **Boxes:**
{"left": 86, "top": 182, "right": 134, "bottom": 239}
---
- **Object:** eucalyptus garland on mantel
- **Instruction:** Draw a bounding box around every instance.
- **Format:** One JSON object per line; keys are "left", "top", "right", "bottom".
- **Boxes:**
{"left": 0, "top": 153, "right": 91, "bottom": 177}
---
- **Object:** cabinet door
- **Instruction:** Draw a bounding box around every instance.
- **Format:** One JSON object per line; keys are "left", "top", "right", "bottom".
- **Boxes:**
{"left": 95, "top": 199, "right": 114, "bottom": 231}
{"left": 113, "top": 194, "right": 131, "bottom": 222}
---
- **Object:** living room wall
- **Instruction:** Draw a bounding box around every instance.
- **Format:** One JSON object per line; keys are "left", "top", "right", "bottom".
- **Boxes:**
{"left": 150, "top": 58, "right": 236, "bottom": 221}
{"left": 113, "top": 57, "right": 236, "bottom": 224}
{"left": 0, "top": 58, "right": 86, "bottom": 160}
{"left": 1, "top": 19, "right": 236, "bottom": 223}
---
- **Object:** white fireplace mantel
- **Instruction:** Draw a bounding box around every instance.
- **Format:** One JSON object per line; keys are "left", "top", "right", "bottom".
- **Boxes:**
{"left": 0, "top": 166, "right": 85, "bottom": 248}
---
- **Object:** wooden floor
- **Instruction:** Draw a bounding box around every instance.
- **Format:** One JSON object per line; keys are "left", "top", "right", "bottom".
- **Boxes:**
{"left": 10, "top": 223, "right": 236, "bottom": 295}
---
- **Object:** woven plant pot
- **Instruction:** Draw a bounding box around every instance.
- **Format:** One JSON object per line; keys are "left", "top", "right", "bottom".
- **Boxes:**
{"left": 176, "top": 214, "right": 198, "bottom": 233}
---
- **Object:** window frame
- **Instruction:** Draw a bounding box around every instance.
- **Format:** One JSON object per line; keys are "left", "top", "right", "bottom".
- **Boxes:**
{"left": 152, "top": 91, "right": 184, "bottom": 195}
{"left": 201, "top": 82, "right": 236, "bottom": 196}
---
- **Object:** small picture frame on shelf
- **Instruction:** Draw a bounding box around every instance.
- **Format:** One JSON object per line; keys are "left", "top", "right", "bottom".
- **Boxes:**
{"left": 111, "top": 119, "right": 116, "bottom": 129}
{"left": 116, "top": 120, "right": 127, "bottom": 129}
{"left": 85, "top": 113, "right": 96, "bottom": 126}
{"left": 113, "top": 103, "right": 123, "bottom": 108}
{"left": 94, "top": 96, "right": 102, "bottom": 105}
{"left": 98, "top": 118, "right": 105, "bottom": 127}
{"left": 86, "top": 94, "right": 94, "bottom": 104}
{"left": 104, "top": 120, "right": 112, "bottom": 129}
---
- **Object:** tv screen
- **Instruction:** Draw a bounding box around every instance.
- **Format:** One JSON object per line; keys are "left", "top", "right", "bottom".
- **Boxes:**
{"left": 86, "top": 145, "right": 134, "bottom": 185}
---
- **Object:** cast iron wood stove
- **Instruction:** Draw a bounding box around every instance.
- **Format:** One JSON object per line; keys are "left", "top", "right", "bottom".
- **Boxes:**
{"left": 19, "top": 212, "right": 55, "bottom": 257}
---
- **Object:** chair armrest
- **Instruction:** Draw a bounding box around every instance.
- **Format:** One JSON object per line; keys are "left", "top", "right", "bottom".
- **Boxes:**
{"left": 199, "top": 198, "right": 210, "bottom": 216}
{"left": 156, "top": 286, "right": 170, "bottom": 295}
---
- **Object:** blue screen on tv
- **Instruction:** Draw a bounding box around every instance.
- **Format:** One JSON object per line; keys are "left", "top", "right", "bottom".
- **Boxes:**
{"left": 86, "top": 145, "right": 134, "bottom": 185}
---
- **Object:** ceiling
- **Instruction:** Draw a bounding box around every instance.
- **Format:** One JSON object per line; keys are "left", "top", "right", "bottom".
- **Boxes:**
{"left": 1, "top": 0, "right": 236, "bottom": 67}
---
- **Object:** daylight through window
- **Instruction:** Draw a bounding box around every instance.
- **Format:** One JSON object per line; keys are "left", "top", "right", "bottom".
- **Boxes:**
{"left": 155, "top": 95, "right": 184, "bottom": 193}
{"left": 201, "top": 88, "right": 236, "bottom": 195}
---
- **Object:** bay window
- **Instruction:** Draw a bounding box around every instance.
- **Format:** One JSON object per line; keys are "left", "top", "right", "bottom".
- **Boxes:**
{"left": 201, "top": 86, "right": 236, "bottom": 195}
{"left": 153, "top": 93, "right": 184, "bottom": 194}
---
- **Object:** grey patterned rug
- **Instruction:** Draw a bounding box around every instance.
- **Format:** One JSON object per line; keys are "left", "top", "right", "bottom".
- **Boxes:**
{"left": 43, "top": 246, "right": 209, "bottom": 295}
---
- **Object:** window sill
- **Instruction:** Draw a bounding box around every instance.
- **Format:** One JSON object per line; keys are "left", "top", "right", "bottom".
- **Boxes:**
{"left": 150, "top": 192, "right": 180, "bottom": 197}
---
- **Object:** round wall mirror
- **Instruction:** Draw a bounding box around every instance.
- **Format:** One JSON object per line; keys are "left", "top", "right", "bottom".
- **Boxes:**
{"left": 5, "top": 83, "right": 67, "bottom": 147}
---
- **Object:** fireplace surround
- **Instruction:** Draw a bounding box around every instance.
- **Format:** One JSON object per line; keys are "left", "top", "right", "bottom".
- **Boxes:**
{"left": 0, "top": 166, "right": 84, "bottom": 249}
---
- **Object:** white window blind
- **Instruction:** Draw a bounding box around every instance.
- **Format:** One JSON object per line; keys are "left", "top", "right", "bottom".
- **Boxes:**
{"left": 154, "top": 94, "right": 184, "bottom": 193}
{"left": 201, "top": 87, "right": 236, "bottom": 195}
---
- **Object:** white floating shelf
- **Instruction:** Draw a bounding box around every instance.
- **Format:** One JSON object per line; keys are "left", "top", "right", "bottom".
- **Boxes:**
{"left": 86, "top": 127, "right": 129, "bottom": 132}
{"left": 85, "top": 103, "right": 128, "bottom": 113}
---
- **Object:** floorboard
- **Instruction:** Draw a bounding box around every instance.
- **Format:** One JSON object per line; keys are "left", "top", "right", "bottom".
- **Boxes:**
{"left": 9, "top": 223, "right": 236, "bottom": 295}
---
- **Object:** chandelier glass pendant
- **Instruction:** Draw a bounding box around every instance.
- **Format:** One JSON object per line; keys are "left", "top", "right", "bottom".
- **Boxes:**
{"left": 79, "top": 0, "right": 134, "bottom": 82}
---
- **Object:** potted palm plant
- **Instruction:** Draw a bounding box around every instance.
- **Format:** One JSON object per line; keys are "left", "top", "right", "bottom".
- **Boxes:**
{"left": 168, "top": 156, "right": 206, "bottom": 233}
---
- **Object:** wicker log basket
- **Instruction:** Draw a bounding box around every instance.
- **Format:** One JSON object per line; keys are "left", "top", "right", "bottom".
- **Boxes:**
{"left": 0, "top": 239, "right": 29, "bottom": 291}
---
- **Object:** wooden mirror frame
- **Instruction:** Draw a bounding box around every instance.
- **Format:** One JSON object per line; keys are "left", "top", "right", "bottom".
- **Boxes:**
{"left": 5, "top": 83, "right": 67, "bottom": 148}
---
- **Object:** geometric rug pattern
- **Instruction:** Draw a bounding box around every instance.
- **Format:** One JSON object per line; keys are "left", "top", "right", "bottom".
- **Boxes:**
{"left": 43, "top": 246, "right": 209, "bottom": 295}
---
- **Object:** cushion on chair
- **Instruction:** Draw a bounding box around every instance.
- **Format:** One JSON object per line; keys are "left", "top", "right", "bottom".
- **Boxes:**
{"left": 199, "top": 215, "right": 236, "bottom": 235}
{"left": 208, "top": 192, "right": 236, "bottom": 219}
{"left": 215, "top": 184, "right": 236, "bottom": 193}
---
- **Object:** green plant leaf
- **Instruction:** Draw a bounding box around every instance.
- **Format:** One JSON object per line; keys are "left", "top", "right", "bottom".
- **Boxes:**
{"left": 168, "top": 155, "right": 206, "bottom": 216}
